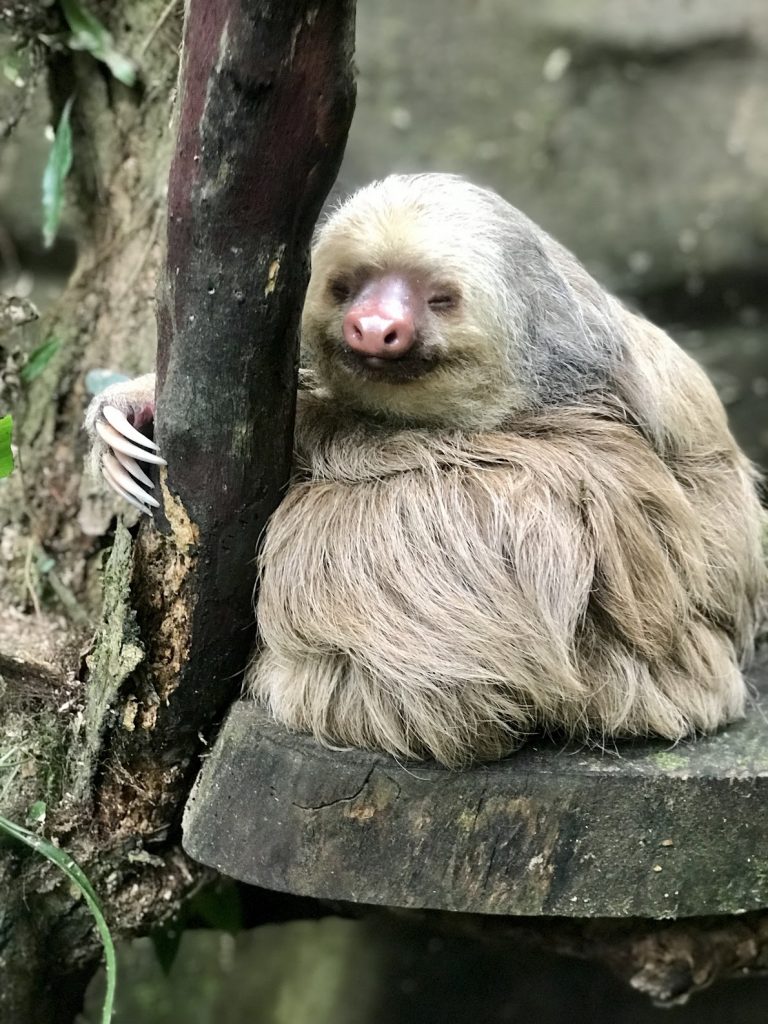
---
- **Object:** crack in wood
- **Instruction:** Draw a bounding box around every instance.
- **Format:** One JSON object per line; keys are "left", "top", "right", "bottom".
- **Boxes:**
{"left": 292, "top": 765, "right": 376, "bottom": 811}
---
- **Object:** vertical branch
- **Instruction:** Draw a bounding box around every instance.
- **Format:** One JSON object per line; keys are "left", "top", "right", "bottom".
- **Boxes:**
{"left": 107, "top": 0, "right": 356, "bottom": 814}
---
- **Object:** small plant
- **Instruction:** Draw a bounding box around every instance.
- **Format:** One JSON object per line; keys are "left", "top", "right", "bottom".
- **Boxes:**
{"left": 60, "top": 0, "right": 137, "bottom": 86}
{"left": 41, "top": 2, "right": 137, "bottom": 247}
{"left": 0, "top": 813, "right": 117, "bottom": 1023}
{"left": 20, "top": 336, "right": 61, "bottom": 382}
{"left": 0, "top": 414, "right": 14, "bottom": 478}
{"left": 42, "top": 96, "right": 74, "bottom": 249}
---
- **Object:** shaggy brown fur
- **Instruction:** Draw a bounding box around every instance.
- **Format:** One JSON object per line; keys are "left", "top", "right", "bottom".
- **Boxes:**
{"left": 87, "top": 173, "right": 766, "bottom": 766}
{"left": 248, "top": 397, "right": 762, "bottom": 765}
{"left": 246, "top": 175, "right": 765, "bottom": 765}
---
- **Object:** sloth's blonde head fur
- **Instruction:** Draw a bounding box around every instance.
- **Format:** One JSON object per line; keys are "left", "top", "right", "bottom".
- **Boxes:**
{"left": 302, "top": 174, "right": 627, "bottom": 431}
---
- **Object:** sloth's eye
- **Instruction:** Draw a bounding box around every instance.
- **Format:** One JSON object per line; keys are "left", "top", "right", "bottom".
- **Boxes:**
{"left": 428, "top": 292, "right": 459, "bottom": 313}
{"left": 329, "top": 279, "right": 351, "bottom": 303}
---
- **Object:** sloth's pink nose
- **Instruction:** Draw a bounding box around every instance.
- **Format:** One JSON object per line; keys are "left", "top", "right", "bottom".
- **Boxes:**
{"left": 343, "top": 275, "right": 416, "bottom": 359}
{"left": 343, "top": 312, "right": 415, "bottom": 358}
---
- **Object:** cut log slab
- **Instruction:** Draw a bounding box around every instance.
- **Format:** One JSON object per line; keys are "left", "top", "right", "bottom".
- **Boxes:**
{"left": 183, "top": 647, "right": 768, "bottom": 919}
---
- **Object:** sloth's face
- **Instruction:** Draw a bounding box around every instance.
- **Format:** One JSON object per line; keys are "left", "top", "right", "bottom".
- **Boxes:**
{"left": 300, "top": 174, "right": 525, "bottom": 429}
{"left": 314, "top": 267, "right": 461, "bottom": 383}
{"left": 303, "top": 259, "right": 508, "bottom": 428}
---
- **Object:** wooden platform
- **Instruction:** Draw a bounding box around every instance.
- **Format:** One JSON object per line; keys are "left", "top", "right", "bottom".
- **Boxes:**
{"left": 183, "top": 646, "right": 768, "bottom": 919}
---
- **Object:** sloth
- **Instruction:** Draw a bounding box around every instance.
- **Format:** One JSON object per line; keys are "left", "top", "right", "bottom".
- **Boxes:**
{"left": 86, "top": 173, "right": 766, "bottom": 767}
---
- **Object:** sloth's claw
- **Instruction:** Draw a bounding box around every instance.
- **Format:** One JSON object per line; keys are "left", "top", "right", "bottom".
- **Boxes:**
{"left": 102, "top": 405, "right": 159, "bottom": 450}
{"left": 95, "top": 418, "right": 167, "bottom": 465}
{"left": 102, "top": 460, "right": 151, "bottom": 515}
{"left": 84, "top": 372, "right": 161, "bottom": 515}
{"left": 113, "top": 449, "right": 155, "bottom": 489}
{"left": 103, "top": 451, "right": 159, "bottom": 509}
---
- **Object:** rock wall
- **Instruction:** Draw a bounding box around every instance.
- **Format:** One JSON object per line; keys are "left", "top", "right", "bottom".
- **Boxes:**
{"left": 2, "top": 1, "right": 766, "bottom": 458}
{"left": 342, "top": 0, "right": 768, "bottom": 461}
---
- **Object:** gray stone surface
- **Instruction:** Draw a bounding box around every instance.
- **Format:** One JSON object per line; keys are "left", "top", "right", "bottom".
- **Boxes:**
{"left": 183, "top": 648, "right": 768, "bottom": 920}
{"left": 343, "top": 0, "right": 768, "bottom": 297}
{"left": 338, "top": 0, "right": 768, "bottom": 469}
{"left": 3, "top": 2, "right": 766, "bottom": 461}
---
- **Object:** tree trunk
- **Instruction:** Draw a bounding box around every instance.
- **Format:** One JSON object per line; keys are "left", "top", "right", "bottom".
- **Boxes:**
{"left": 0, "top": 3, "right": 356, "bottom": 1021}
{"left": 1, "top": 0, "right": 180, "bottom": 603}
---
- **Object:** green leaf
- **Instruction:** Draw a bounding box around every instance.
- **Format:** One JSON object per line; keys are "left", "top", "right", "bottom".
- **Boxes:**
{"left": 26, "top": 801, "right": 47, "bottom": 825}
{"left": 0, "top": 814, "right": 117, "bottom": 1024}
{"left": 42, "top": 97, "right": 74, "bottom": 250}
{"left": 0, "top": 415, "right": 13, "bottom": 479}
{"left": 21, "top": 336, "right": 61, "bottom": 383}
{"left": 60, "top": 0, "right": 137, "bottom": 86}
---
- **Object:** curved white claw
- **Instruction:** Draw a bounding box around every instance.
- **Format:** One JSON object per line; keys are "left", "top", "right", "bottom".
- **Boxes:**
{"left": 102, "top": 461, "right": 151, "bottom": 515}
{"left": 102, "top": 405, "right": 159, "bottom": 450}
{"left": 95, "top": 419, "right": 167, "bottom": 465}
{"left": 113, "top": 449, "right": 154, "bottom": 490}
{"left": 103, "top": 452, "right": 159, "bottom": 508}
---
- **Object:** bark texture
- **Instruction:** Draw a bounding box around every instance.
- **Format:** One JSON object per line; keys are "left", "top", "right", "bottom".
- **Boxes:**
{"left": 128, "top": 0, "right": 357, "bottom": 775}
{"left": 185, "top": 645, "right": 768, "bottom": 919}
{"left": 0, "top": 3, "right": 356, "bottom": 1022}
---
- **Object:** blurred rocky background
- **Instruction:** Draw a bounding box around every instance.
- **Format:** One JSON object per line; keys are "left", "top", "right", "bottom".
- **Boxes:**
{"left": 2, "top": 1, "right": 767, "bottom": 1021}
{"left": 341, "top": 0, "right": 768, "bottom": 464}
{"left": 81, "top": 913, "right": 768, "bottom": 1024}
{"left": 3, "top": 0, "right": 766, "bottom": 461}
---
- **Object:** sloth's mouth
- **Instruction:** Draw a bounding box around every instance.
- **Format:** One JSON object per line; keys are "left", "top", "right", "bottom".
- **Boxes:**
{"left": 341, "top": 347, "right": 440, "bottom": 384}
